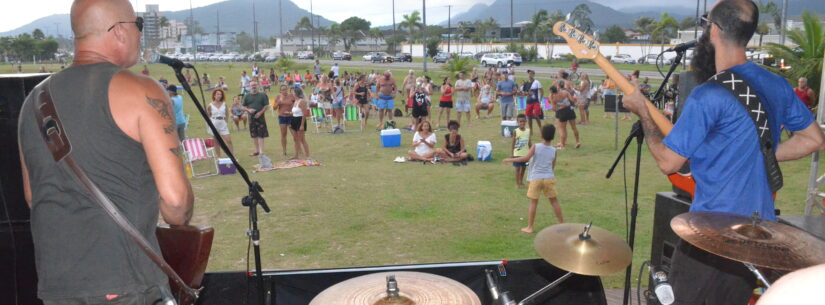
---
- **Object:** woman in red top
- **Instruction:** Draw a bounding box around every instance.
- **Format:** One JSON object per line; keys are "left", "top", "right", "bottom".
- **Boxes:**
{"left": 795, "top": 77, "right": 815, "bottom": 111}
{"left": 438, "top": 77, "right": 453, "bottom": 129}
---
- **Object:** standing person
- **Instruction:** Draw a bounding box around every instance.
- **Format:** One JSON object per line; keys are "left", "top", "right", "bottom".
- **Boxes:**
{"left": 524, "top": 69, "right": 544, "bottom": 134}
{"left": 402, "top": 70, "right": 416, "bottom": 117}
{"left": 550, "top": 83, "right": 581, "bottom": 149}
{"left": 410, "top": 80, "right": 430, "bottom": 130}
{"left": 331, "top": 63, "right": 340, "bottom": 79}
{"left": 317, "top": 75, "right": 334, "bottom": 117}
{"left": 437, "top": 77, "right": 453, "bottom": 129}
{"left": 510, "top": 114, "right": 530, "bottom": 188}
{"left": 167, "top": 84, "right": 186, "bottom": 142}
{"left": 313, "top": 59, "right": 322, "bottom": 80}
{"left": 251, "top": 62, "right": 260, "bottom": 77}
{"left": 601, "top": 75, "right": 616, "bottom": 120}
{"left": 454, "top": 71, "right": 473, "bottom": 127}
{"left": 269, "top": 68, "right": 277, "bottom": 85}
{"left": 575, "top": 72, "right": 592, "bottom": 125}
{"left": 242, "top": 80, "right": 270, "bottom": 156}
{"left": 471, "top": 67, "right": 480, "bottom": 97}
{"left": 240, "top": 70, "right": 251, "bottom": 94}
{"left": 503, "top": 124, "right": 563, "bottom": 233}
{"left": 353, "top": 75, "right": 371, "bottom": 130}
{"left": 436, "top": 120, "right": 469, "bottom": 163}
{"left": 475, "top": 78, "right": 495, "bottom": 119}
{"left": 206, "top": 89, "right": 234, "bottom": 158}
{"left": 621, "top": 1, "right": 825, "bottom": 304}
{"left": 407, "top": 120, "right": 437, "bottom": 162}
{"left": 332, "top": 79, "right": 346, "bottom": 129}
{"left": 230, "top": 95, "right": 247, "bottom": 130}
{"left": 141, "top": 64, "right": 149, "bottom": 75}
{"left": 290, "top": 87, "right": 311, "bottom": 159}
{"left": 497, "top": 70, "right": 517, "bottom": 120}
{"left": 273, "top": 84, "right": 294, "bottom": 157}
{"left": 795, "top": 77, "right": 816, "bottom": 111}
{"left": 570, "top": 58, "right": 579, "bottom": 80}
{"left": 17, "top": 0, "right": 194, "bottom": 303}
{"left": 375, "top": 70, "right": 398, "bottom": 129}
{"left": 422, "top": 75, "right": 434, "bottom": 116}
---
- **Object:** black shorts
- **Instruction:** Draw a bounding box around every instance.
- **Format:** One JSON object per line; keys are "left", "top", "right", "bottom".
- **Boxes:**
{"left": 439, "top": 101, "right": 453, "bottom": 108}
{"left": 290, "top": 116, "right": 307, "bottom": 131}
{"left": 412, "top": 106, "right": 429, "bottom": 118}
{"left": 555, "top": 107, "right": 576, "bottom": 122}
{"left": 357, "top": 98, "right": 368, "bottom": 105}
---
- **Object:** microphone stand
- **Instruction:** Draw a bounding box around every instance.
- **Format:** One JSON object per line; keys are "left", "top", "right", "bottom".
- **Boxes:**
{"left": 608, "top": 49, "right": 686, "bottom": 305}
{"left": 170, "top": 64, "right": 271, "bottom": 305}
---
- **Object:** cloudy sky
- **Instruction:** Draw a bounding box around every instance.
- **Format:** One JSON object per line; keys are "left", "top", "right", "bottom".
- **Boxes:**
{"left": 0, "top": 0, "right": 674, "bottom": 33}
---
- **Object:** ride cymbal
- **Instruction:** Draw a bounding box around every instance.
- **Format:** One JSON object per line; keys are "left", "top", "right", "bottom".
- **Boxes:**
{"left": 671, "top": 211, "right": 825, "bottom": 270}
{"left": 309, "top": 271, "right": 481, "bottom": 305}
{"left": 534, "top": 223, "right": 632, "bottom": 276}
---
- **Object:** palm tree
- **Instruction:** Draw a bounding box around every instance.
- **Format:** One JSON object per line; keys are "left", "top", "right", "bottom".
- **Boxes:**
{"left": 400, "top": 11, "right": 422, "bottom": 55}
{"left": 756, "top": 22, "right": 771, "bottom": 47}
{"left": 483, "top": 17, "right": 499, "bottom": 42}
{"left": 295, "top": 16, "right": 313, "bottom": 50}
{"left": 158, "top": 16, "right": 170, "bottom": 49}
{"left": 523, "top": 10, "right": 549, "bottom": 50}
{"left": 652, "top": 12, "right": 679, "bottom": 52}
{"left": 457, "top": 21, "right": 473, "bottom": 52}
{"left": 569, "top": 4, "right": 594, "bottom": 34}
{"left": 369, "top": 28, "right": 383, "bottom": 51}
{"left": 327, "top": 23, "right": 342, "bottom": 51}
{"left": 546, "top": 10, "right": 566, "bottom": 60}
{"left": 764, "top": 10, "right": 824, "bottom": 93}
{"left": 757, "top": 1, "right": 783, "bottom": 34}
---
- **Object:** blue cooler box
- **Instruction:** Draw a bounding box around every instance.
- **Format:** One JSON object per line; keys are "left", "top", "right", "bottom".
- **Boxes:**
{"left": 380, "top": 129, "right": 401, "bottom": 147}
{"left": 476, "top": 141, "right": 492, "bottom": 161}
{"left": 501, "top": 120, "right": 517, "bottom": 137}
{"left": 218, "top": 158, "right": 236, "bottom": 175}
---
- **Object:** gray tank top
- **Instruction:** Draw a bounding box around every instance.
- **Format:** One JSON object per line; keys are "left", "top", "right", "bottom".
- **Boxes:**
{"left": 528, "top": 143, "right": 557, "bottom": 181}
{"left": 17, "top": 62, "right": 166, "bottom": 299}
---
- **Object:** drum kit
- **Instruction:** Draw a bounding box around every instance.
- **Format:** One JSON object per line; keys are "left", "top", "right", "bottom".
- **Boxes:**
{"left": 308, "top": 212, "right": 825, "bottom": 305}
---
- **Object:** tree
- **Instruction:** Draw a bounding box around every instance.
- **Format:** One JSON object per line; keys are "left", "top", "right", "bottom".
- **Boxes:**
{"left": 601, "top": 25, "right": 629, "bottom": 43}
{"left": 425, "top": 38, "right": 440, "bottom": 58}
{"left": 327, "top": 23, "right": 342, "bottom": 51}
{"left": 569, "top": 4, "right": 594, "bottom": 34}
{"left": 294, "top": 16, "right": 313, "bottom": 50}
{"left": 32, "top": 29, "right": 45, "bottom": 40}
{"left": 521, "top": 9, "right": 549, "bottom": 48}
{"left": 339, "top": 16, "right": 370, "bottom": 52}
{"left": 756, "top": 22, "right": 771, "bottom": 47}
{"left": 369, "top": 27, "right": 383, "bottom": 51}
{"left": 234, "top": 32, "right": 255, "bottom": 53}
{"left": 635, "top": 17, "right": 656, "bottom": 43}
{"left": 764, "top": 10, "right": 824, "bottom": 93}
{"left": 757, "top": 1, "right": 783, "bottom": 34}
{"left": 442, "top": 56, "right": 476, "bottom": 73}
{"left": 679, "top": 17, "right": 696, "bottom": 30}
{"left": 457, "top": 21, "right": 474, "bottom": 49}
{"left": 652, "top": 12, "right": 679, "bottom": 46}
{"left": 400, "top": 11, "right": 422, "bottom": 54}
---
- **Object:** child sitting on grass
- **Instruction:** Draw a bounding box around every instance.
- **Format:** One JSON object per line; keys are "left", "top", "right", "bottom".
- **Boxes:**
{"left": 511, "top": 114, "right": 530, "bottom": 188}
{"left": 504, "top": 124, "right": 563, "bottom": 233}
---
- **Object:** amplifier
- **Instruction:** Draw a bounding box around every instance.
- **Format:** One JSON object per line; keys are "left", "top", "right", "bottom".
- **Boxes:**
{"left": 648, "top": 192, "right": 691, "bottom": 305}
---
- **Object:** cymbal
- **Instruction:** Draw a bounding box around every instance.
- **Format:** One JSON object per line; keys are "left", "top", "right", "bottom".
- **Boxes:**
{"left": 671, "top": 211, "right": 825, "bottom": 270}
{"left": 534, "top": 223, "right": 632, "bottom": 276}
{"left": 309, "top": 271, "right": 481, "bottom": 305}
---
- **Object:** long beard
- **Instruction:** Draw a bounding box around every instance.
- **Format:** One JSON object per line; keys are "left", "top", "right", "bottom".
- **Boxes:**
{"left": 690, "top": 32, "right": 717, "bottom": 83}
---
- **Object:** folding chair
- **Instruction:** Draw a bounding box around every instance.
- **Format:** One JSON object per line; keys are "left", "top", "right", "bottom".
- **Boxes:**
{"left": 310, "top": 107, "right": 330, "bottom": 133}
{"left": 181, "top": 138, "right": 219, "bottom": 178}
{"left": 343, "top": 105, "right": 363, "bottom": 132}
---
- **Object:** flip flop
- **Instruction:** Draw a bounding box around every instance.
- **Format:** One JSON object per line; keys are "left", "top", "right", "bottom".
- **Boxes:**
{"left": 249, "top": 152, "right": 259, "bottom": 156}
{"left": 575, "top": 143, "right": 581, "bottom": 149}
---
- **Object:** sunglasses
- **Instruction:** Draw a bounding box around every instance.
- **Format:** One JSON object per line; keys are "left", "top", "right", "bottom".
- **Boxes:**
{"left": 699, "top": 13, "right": 723, "bottom": 31}
{"left": 108, "top": 16, "right": 144, "bottom": 32}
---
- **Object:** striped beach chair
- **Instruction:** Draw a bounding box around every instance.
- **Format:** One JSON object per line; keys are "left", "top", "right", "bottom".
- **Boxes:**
{"left": 542, "top": 97, "right": 553, "bottom": 111}
{"left": 343, "top": 105, "right": 362, "bottom": 132}
{"left": 181, "top": 138, "right": 218, "bottom": 178}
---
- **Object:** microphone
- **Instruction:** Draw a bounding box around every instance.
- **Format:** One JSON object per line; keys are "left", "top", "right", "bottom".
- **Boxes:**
{"left": 649, "top": 265, "right": 675, "bottom": 305}
{"left": 665, "top": 40, "right": 697, "bottom": 53}
{"left": 147, "top": 52, "right": 193, "bottom": 69}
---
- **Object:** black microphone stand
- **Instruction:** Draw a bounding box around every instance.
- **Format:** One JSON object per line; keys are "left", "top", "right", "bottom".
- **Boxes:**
{"left": 608, "top": 49, "right": 686, "bottom": 305}
{"left": 170, "top": 64, "right": 271, "bottom": 305}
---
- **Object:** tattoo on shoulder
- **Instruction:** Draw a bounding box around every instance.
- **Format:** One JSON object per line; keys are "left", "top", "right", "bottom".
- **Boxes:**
{"left": 146, "top": 96, "right": 175, "bottom": 134}
{"left": 170, "top": 147, "right": 181, "bottom": 156}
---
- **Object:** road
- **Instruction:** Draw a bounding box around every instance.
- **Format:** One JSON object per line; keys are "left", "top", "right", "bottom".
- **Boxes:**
{"left": 307, "top": 59, "right": 673, "bottom": 80}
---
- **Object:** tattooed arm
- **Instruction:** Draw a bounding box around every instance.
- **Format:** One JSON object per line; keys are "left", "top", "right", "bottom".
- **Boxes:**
{"left": 109, "top": 71, "right": 194, "bottom": 225}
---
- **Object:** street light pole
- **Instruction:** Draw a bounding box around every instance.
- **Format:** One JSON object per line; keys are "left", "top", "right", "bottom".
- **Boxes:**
{"left": 189, "top": 0, "right": 195, "bottom": 54}
{"left": 310, "top": 0, "right": 315, "bottom": 52}
{"left": 252, "top": 0, "right": 258, "bottom": 53}
{"left": 510, "top": 0, "right": 513, "bottom": 42}
{"left": 447, "top": 5, "right": 451, "bottom": 54}
{"left": 392, "top": 0, "right": 396, "bottom": 53}
{"left": 278, "top": 0, "right": 283, "bottom": 55}
{"left": 423, "top": 0, "right": 427, "bottom": 73}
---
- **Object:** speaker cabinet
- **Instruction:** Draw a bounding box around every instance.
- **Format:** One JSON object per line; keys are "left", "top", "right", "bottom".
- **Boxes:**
{"left": 647, "top": 192, "right": 691, "bottom": 305}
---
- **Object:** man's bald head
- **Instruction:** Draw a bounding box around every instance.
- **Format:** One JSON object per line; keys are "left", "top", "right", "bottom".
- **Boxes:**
{"left": 709, "top": 0, "right": 758, "bottom": 47}
{"left": 71, "top": 0, "right": 135, "bottom": 40}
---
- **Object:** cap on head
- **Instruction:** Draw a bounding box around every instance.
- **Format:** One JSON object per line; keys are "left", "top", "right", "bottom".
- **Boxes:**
{"left": 166, "top": 85, "right": 178, "bottom": 92}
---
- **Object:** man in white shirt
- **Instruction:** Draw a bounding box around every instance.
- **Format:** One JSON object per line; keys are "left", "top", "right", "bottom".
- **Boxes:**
{"left": 524, "top": 70, "right": 544, "bottom": 133}
{"left": 331, "top": 63, "right": 340, "bottom": 79}
{"left": 240, "top": 71, "right": 251, "bottom": 94}
{"left": 454, "top": 71, "right": 474, "bottom": 126}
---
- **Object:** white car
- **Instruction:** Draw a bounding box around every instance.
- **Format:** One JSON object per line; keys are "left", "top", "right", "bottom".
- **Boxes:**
{"left": 637, "top": 54, "right": 672, "bottom": 65}
{"left": 480, "top": 53, "right": 507, "bottom": 67}
{"left": 362, "top": 53, "right": 376, "bottom": 61}
{"left": 500, "top": 52, "right": 523, "bottom": 66}
{"left": 208, "top": 54, "right": 222, "bottom": 61}
{"left": 457, "top": 52, "right": 474, "bottom": 58}
{"left": 610, "top": 54, "right": 635, "bottom": 64}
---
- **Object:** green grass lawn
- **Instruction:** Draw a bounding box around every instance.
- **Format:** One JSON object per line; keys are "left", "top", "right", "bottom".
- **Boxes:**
{"left": 2, "top": 62, "right": 815, "bottom": 289}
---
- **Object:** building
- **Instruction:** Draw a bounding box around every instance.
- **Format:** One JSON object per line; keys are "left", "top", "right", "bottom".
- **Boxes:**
{"left": 142, "top": 5, "right": 161, "bottom": 48}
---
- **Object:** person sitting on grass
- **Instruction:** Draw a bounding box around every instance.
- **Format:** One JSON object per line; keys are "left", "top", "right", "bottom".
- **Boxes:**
{"left": 511, "top": 114, "right": 530, "bottom": 188}
{"left": 407, "top": 120, "right": 437, "bottom": 162}
{"left": 503, "top": 124, "right": 563, "bottom": 233}
{"left": 436, "top": 120, "right": 469, "bottom": 164}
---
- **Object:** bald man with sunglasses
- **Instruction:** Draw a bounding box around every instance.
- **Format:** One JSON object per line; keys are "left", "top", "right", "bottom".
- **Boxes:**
{"left": 17, "top": 0, "right": 193, "bottom": 304}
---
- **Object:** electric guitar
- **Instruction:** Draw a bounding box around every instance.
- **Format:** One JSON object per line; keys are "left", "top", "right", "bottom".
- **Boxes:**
{"left": 552, "top": 21, "right": 696, "bottom": 198}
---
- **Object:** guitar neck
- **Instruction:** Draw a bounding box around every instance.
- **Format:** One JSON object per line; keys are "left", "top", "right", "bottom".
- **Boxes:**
{"left": 591, "top": 54, "right": 674, "bottom": 135}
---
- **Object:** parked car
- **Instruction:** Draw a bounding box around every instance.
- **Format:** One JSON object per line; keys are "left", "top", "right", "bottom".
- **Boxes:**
{"left": 332, "top": 51, "right": 352, "bottom": 61}
{"left": 362, "top": 52, "right": 376, "bottom": 61}
{"left": 610, "top": 54, "right": 635, "bottom": 64}
{"left": 637, "top": 54, "right": 672, "bottom": 65}
{"left": 297, "top": 51, "right": 315, "bottom": 60}
{"left": 457, "top": 52, "right": 474, "bottom": 59}
{"left": 264, "top": 53, "right": 281, "bottom": 62}
{"left": 394, "top": 52, "right": 412, "bottom": 62}
{"left": 480, "top": 53, "right": 507, "bottom": 67}
{"left": 208, "top": 54, "right": 223, "bottom": 61}
{"left": 500, "top": 52, "right": 523, "bottom": 66}
{"left": 473, "top": 52, "right": 489, "bottom": 60}
{"left": 371, "top": 52, "right": 393, "bottom": 63}
{"left": 432, "top": 52, "right": 451, "bottom": 63}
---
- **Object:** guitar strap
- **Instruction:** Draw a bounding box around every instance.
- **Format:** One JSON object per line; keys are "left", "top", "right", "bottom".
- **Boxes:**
{"left": 29, "top": 77, "right": 198, "bottom": 303}
{"left": 709, "top": 70, "right": 783, "bottom": 193}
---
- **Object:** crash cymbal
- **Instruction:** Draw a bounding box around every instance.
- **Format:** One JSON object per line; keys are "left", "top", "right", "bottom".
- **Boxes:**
{"left": 671, "top": 211, "right": 825, "bottom": 271}
{"left": 534, "top": 223, "right": 632, "bottom": 276}
{"left": 309, "top": 271, "right": 481, "bottom": 305}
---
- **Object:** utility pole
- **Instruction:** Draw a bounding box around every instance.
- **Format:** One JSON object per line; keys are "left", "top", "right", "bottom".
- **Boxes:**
{"left": 310, "top": 0, "right": 315, "bottom": 52}
{"left": 278, "top": 0, "right": 283, "bottom": 55}
{"left": 392, "top": 0, "right": 396, "bottom": 53}
{"left": 510, "top": 0, "right": 514, "bottom": 42}
{"left": 252, "top": 0, "right": 258, "bottom": 53}
{"left": 694, "top": 0, "right": 700, "bottom": 40}
{"left": 189, "top": 0, "right": 195, "bottom": 53}
{"left": 779, "top": 0, "right": 788, "bottom": 45}
{"left": 53, "top": 23, "right": 59, "bottom": 37}
{"left": 423, "top": 0, "right": 428, "bottom": 73}
{"left": 447, "top": 5, "right": 451, "bottom": 54}
{"left": 216, "top": 10, "right": 221, "bottom": 49}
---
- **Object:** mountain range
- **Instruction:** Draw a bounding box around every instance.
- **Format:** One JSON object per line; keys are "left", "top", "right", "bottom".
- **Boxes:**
{"left": 3, "top": 0, "right": 824, "bottom": 38}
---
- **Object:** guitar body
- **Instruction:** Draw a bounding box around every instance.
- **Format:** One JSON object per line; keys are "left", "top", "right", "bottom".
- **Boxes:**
{"left": 156, "top": 225, "right": 214, "bottom": 305}
{"left": 552, "top": 21, "right": 696, "bottom": 198}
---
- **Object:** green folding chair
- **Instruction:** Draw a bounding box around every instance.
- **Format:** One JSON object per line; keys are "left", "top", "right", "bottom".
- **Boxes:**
{"left": 344, "top": 105, "right": 362, "bottom": 132}
{"left": 310, "top": 107, "right": 329, "bottom": 133}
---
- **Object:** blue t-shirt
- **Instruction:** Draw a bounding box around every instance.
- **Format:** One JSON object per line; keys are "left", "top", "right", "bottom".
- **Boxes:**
{"left": 171, "top": 95, "right": 186, "bottom": 125}
{"left": 497, "top": 80, "right": 517, "bottom": 103}
{"left": 663, "top": 62, "right": 813, "bottom": 221}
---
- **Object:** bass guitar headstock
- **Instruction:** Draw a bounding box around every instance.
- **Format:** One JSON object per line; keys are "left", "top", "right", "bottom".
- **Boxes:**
{"left": 552, "top": 21, "right": 600, "bottom": 60}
